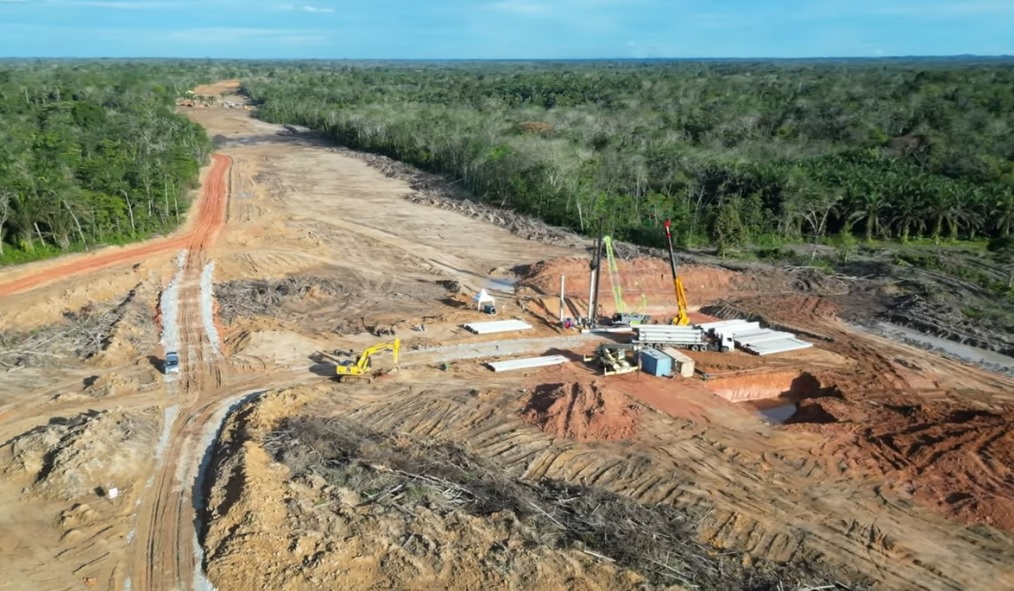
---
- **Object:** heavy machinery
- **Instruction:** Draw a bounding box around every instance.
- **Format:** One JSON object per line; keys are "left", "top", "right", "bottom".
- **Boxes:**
{"left": 602, "top": 235, "right": 650, "bottom": 326}
{"left": 586, "top": 222, "right": 605, "bottom": 328}
{"left": 663, "top": 220, "right": 691, "bottom": 326}
{"left": 583, "top": 343, "right": 638, "bottom": 376}
{"left": 335, "top": 338, "right": 401, "bottom": 382}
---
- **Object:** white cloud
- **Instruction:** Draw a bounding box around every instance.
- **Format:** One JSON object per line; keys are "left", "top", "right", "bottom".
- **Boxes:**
{"left": 280, "top": 3, "right": 334, "bottom": 13}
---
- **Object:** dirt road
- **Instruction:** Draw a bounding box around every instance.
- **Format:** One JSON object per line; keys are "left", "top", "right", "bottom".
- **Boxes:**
{"left": 0, "top": 150, "right": 237, "bottom": 591}
{"left": 1, "top": 84, "right": 1013, "bottom": 591}
{"left": 0, "top": 154, "right": 231, "bottom": 299}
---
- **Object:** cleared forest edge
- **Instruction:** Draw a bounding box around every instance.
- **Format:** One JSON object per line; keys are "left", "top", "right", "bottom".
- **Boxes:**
{"left": 0, "top": 154, "right": 232, "bottom": 298}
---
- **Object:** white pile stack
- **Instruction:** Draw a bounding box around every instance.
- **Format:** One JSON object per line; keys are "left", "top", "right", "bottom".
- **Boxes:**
{"left": 464, "top": 319, "right": 533, "bottom": 335}
{"left": 698, "top": 319, "right": 812, "bottom": 356}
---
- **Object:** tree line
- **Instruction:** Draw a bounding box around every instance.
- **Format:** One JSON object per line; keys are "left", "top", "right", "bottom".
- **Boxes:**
{"left": 0, "top": 63, "right": 215, "bottom": 261}
{"left": 241, "top": 60, "right": 1014, "bottom": 251}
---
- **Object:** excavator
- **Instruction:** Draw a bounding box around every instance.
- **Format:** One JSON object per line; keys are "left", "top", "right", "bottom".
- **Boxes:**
{"left": 335, "top": 338, "right": 401, "bottom": 382}
{"left": 663, "top": 220, "right": 691, "bottom": 326}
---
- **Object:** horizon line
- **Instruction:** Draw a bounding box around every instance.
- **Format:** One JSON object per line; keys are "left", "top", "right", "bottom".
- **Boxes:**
{"left": 1, "top": 54, "right": 1014, "bottom": 62}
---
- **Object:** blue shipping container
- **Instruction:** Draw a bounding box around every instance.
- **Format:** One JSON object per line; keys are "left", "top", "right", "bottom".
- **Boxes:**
{"left": 639, "top": 348, "right": 672, "bottom": 377}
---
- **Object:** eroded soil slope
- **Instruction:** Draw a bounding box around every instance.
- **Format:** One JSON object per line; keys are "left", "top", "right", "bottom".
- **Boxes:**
{"left": 202, "top": 387, "right": 862, "bottom": 591}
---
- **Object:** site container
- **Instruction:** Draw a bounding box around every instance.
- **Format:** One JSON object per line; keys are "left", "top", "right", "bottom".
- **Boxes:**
{"left": 639, "top": 348, "right": 672, "bottom": 377}
{"left": 661, "top": 347, "right": 695, "bottom": 378}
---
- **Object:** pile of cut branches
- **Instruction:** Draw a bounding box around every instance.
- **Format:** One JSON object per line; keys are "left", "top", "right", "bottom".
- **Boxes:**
{"left": 216, "top": 276, "right": 350, "bottom": 322}
{"left": 266, "top": 416, "right": 867, "bottom": 591}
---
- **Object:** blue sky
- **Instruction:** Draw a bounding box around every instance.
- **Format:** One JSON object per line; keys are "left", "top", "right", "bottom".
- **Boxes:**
{"left": 0, "top": 0, "right": 1012, "bottom": 59}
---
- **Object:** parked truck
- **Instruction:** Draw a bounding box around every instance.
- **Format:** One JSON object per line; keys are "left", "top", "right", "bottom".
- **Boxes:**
{"left": 632, "top": 325, "right": 734, "bottom": 352}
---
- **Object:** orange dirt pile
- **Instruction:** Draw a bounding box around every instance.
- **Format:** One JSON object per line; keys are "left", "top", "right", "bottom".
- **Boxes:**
{"left": 518, "top": 256, "right": 738, "bottom": 314}
{"left": 521, "top": 381, "right": 641, "bottom": 441}
{"left": 792, "top": 397, "right": 1014, "bottom": 534}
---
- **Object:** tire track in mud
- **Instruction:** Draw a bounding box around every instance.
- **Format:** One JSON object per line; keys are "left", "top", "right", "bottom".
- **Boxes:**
{"left": 304, "top": 383, "right": 1014, "bottom": 591}
{"left": 126, "top": 154, "right": 235, "bottom": 591}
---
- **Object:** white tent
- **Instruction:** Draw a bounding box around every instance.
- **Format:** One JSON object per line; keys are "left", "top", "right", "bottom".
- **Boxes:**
{"left": 472, "top": 289, "right": 496, "bottom": 310}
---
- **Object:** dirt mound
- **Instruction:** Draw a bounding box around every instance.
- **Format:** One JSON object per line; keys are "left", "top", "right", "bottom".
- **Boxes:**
{"left": 522, "top": 381, "right": 641, "bottom": 441}
{"left": 1, "top": 407, "right": 160, "bottom": 499}
{"left": 516, "top": 256, "right": 742, "bottom": 320}
{"left": 791, "top": 398, "right": 1014, "bottom": 534}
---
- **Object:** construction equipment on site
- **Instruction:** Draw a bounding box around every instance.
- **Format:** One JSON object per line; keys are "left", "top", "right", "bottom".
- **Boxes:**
{"left": 584, "top": 343, "right": 638, "bottom": 376}
{"left": 663, "top": 220, "right": 691, "bottom": 326}
{"left": 602, "top": 235, "right": 650, "bottom": 326}
{"left": 633, "top": 325, "right": 733, "bottom": 352}
{"left": 335, "top": 338, "right": 401, "bottom": 382}
{"left": 585, "top": 221, "right": 605, "bottom": 328}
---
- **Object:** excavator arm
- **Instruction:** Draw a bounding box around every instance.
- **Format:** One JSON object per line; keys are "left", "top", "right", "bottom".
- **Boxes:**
{"left": 664, "top": 220, "right": 691, "bottom": 326}
{"left": 336, "top": 338, "right": 401, "bottom": 379}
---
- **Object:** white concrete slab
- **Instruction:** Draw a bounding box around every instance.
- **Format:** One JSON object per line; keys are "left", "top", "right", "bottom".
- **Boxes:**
{"left": 742, "top": 338, "right": 813, "bottom": 356}
{"left": 488, "top": 355, "right": 570, "bottom": 372}
{"left": 464, "top": 319, "right": 534, "bottom": 335}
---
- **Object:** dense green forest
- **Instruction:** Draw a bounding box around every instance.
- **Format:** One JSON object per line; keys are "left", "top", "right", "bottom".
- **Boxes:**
{"left": 3, "top": 60, "right": 1014, "bottom": 268}
{"left": 0, "top": 63, "right": 215, "bottom": 263}
{"left": 243, "top": 61, "right": 1014, "bottom": 252}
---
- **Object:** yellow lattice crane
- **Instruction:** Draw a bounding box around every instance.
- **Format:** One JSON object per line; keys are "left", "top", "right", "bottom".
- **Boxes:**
{"left": 663, "top": 220, "right": 691, "bottom": 326}
{"left": 602, "top": 235, "right": 650, "bottom": 325}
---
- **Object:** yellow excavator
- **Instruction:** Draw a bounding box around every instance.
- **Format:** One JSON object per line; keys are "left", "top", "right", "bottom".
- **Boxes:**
{"left": 335, "top": 338, "right": 401, "bottom": 382}
{"left": 663, "top": 220, "right": 691, "bottom": 326}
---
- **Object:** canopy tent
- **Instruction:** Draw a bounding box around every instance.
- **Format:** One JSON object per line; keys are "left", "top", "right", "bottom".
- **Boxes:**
{"left": 472, "top": 289, "right": 496, "bottom": 310}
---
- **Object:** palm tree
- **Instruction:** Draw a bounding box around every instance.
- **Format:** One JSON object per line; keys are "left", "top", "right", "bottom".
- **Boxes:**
{"left": 851, "top": 189, "right": 888, "bottom": 241}
{"left": 890, "top": 184, "right": 927, "bottom": 242}
{"left": 986, "top": 187, "right": 1014, "bottom": 237}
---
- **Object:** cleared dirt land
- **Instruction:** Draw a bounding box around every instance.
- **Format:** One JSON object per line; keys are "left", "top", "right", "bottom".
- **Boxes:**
{"left": 0, "top": 81, "right": 1012, "bottom": 591}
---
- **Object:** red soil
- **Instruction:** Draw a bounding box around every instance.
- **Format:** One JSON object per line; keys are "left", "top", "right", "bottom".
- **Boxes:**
{"left": 521, "top": 380, "right": 642, "bottom": 442}
{"left": 791, "top": 396, "right": 1014, "bottom": 534}
{"left": 517, "top": 256, "right": 738, "bottom": 316}
{"left": 0, "top": 154, "right": 232, "bottom": 297}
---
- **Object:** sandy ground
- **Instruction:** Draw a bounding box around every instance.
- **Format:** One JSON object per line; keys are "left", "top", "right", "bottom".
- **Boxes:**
{"left": 0, "top": 85, "right": 1012, "bottom": 591}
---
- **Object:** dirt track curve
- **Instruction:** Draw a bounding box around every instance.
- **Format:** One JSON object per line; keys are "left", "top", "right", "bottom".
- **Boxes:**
{"left": 3, "top": 88, "right": 1014, "bottom": 591}
{"left": 0, "top": 153, "right": 231, "bottom": 298}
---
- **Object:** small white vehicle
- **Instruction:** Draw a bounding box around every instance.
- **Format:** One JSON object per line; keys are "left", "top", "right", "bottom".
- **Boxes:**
{"left": 164, "top": 351, "right": 180, "bottom": 374}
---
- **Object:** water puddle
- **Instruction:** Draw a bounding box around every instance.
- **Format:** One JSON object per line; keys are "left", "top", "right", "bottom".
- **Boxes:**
{"left": 748, "top": 401, "right": 798, "bottom": 424}
{"left": 754, "top": 401, "right": 790, "bottom": 425}
{"left": 486, "top": 277, "right": 517, "bottom": 294}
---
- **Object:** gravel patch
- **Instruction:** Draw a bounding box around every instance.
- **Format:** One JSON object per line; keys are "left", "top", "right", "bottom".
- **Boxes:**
{"left": 201, "top": 261, "right": 221, "bottom": 355}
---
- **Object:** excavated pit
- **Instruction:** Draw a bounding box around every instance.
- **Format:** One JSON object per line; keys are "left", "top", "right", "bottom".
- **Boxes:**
{"left": 703, "top": 371, "right": 829, "bottom": 423}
